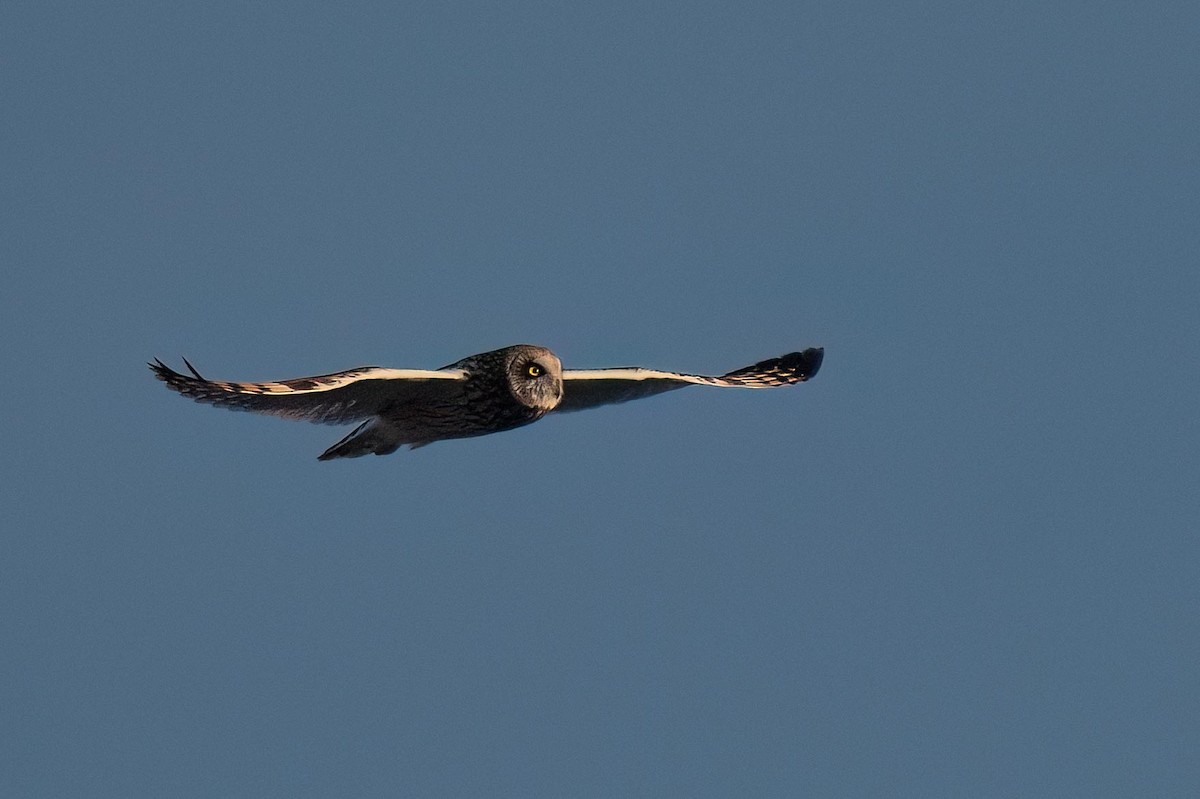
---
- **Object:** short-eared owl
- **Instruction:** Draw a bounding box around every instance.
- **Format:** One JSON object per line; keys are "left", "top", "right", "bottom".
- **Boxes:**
{"left": 150, "top": 345, "right": 823, "bottom": 460}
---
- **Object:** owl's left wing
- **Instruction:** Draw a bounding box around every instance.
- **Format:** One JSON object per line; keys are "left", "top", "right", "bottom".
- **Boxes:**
{"left": 554, "top": 347, "right": 823, "bottom": 413}
{"left": 149, "top": 358, "right": 467, "bottom": 424}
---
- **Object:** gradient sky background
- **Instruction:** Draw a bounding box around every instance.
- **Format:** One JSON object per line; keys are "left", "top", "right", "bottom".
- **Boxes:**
{"left": 3, "top": 2, "right": 1197, "bottom": 796}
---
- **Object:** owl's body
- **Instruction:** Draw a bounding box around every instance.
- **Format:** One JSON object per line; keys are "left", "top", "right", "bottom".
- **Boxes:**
{"left": 319, "top": 346, "right": 562, "bottom": 459}
{"left": 150, "top": 344, "right": 822, "bottom": 460}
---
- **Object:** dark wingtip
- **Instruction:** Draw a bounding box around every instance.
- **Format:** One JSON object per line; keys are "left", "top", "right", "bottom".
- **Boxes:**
{"left": 149, "top": 357, "right": 207, "bottom": 392}
{"left": 181, "top": 356, "right": 205, "bottom": 381}
{"left": 795, "top": 347, "right": 823, "bottom": 380}
{"left": 148, "top": 358, "right": 171, "bottom": 379}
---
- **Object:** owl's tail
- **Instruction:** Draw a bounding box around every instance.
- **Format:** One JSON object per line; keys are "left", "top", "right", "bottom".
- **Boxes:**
{"left": 318, "top": 418, "right": 404, "bottom": 460}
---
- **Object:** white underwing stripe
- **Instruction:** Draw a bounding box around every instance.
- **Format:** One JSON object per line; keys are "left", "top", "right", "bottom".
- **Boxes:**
{"left": 563, "top": 369, "right": 756, "bottom": 387}
{"left": 214, "top": 368, "right": 466, "bottom": 395}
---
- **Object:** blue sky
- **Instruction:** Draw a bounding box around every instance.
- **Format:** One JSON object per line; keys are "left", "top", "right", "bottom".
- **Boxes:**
{"left": 3, "top": 2, "right": 1197, "bottom": 795}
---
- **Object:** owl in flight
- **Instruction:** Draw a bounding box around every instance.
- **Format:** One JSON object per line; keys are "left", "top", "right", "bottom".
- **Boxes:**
{"left": 149, "top": 344, "right": 823, "bottom": 460}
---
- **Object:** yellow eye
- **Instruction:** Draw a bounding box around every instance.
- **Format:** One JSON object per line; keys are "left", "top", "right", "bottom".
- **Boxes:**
{"left": 527, "top": 364, "right": 543, "bottom": 378}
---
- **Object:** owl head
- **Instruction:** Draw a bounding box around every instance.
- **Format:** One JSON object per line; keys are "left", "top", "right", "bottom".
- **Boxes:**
{"left": 504, "top": 345, "right": 563, "bottom": 411}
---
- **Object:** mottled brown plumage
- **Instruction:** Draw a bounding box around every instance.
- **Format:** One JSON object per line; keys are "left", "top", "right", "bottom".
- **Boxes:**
{"left": 149, "top": 344, "right": 823, "bottom": 459}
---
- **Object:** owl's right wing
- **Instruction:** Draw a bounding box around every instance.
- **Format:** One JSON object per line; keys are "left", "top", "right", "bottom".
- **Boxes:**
{"left": 149, "top": 358, "right": 467, "bottom": 424}
{"left": 554, "top": 348, "right": 823, "bottom": 413}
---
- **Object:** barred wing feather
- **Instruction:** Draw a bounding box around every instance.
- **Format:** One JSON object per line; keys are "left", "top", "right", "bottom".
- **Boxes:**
{"left": 554, "top": 348, "right": 823, "bottom": 413}
{"left": 148, "top": 358, "right": 467, "bottom": 425}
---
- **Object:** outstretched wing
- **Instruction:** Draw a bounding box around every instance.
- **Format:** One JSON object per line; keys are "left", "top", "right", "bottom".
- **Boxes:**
{"left": 149, "top": 358, "right": 467, "bottom": 424}
{"left": 554, "top": 347, "right": 823, "bottom": 413}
